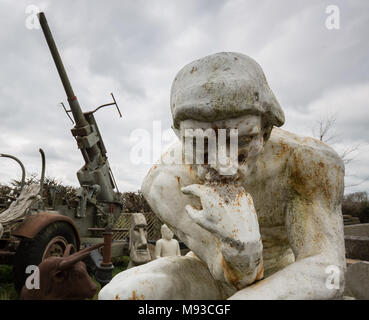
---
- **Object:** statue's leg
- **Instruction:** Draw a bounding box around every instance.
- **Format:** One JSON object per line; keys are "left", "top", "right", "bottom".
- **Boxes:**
{"left": 98, "top": 255, "right": 223, "bottom": 300}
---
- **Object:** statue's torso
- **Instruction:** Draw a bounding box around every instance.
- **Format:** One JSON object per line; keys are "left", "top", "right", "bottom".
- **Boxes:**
{"left": 158, "top": 239, "right": 179, "bottom": 257}
{"left": 142, "top": 128, "right": 343, "bottom": 278}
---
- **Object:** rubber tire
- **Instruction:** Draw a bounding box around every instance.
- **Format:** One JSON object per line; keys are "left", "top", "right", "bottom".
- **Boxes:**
{"left": 13, "top": 221, "right": 77, "bottom": 293}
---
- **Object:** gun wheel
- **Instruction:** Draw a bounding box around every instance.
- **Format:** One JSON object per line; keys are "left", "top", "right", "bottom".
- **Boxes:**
{"left": 13, "top": 221, "right": 78, "bottom": 293}
{"left": 42, "top": 236, "right": 76, "bottom": 259}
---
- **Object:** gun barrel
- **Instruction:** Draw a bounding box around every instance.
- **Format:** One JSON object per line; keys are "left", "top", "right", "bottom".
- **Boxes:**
{"left": 38, "top": 12, "right": 87, "bottom": 128}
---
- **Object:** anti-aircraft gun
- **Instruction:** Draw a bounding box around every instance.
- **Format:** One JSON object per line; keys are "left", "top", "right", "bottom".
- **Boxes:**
{"left": 37, "top": 12, "right": 123, "bottom": 236}
{"left": 0, "top": 12, "right": 127, "bottom": 291}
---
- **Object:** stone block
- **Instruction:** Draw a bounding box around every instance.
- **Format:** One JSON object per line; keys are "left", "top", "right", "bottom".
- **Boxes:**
{"left": 345, "top": 262, "right": 369, "bottom": 300}
{"left": 345, "top": 235, "right": 369, "bottom": 260}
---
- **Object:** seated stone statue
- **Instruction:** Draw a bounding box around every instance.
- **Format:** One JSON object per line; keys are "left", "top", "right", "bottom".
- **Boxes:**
{"left": 155, "top": 224, "right": 181, "bottom": 258}
{"left": 127, "top": 213, "right": 151, "bottom": 269}
{"left": 99, "top": 52, "right": 345, "bottom": 300}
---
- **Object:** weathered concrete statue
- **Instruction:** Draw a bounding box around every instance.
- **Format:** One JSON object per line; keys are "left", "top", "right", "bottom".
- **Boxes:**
{"left": 155, "top": 224, "right": 181, "bottom": 259}
{"left": 127, "top": 213, "right": 151, "bottom": 269}
{"left": 99, "top": 52, "right": 345, "bottom": 300}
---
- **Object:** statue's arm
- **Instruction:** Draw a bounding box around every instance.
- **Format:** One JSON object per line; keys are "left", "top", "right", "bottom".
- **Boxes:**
{"left": 229, "top": 148, "right": 346, "bottom": 299}
{"left": 141, "top": 168, "right": 221, "bottom": 272}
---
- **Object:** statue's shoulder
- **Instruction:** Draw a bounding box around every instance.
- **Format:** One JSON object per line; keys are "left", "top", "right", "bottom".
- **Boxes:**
{"left": 267, "top": 128, "right": 344, "bottom": 200}
{"left": 267, "top": 128, "right": 343, "bottom": 165}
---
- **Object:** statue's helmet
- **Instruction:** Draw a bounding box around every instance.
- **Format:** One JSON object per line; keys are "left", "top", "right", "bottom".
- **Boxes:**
{"left": 170, "top": 52, "right": 284, "bottom": 130}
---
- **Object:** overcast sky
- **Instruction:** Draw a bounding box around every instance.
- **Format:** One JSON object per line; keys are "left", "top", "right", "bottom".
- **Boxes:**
{"left": 0, "top": 0, "right": 368, "bottom": 195}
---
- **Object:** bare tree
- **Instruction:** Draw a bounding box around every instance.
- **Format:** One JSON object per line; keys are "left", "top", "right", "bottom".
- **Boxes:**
{"left": 313, "top": 115, "right": 337, "bottom": 143}
{"left": 312, "top": 114, "right": 368, "bottom": 189}
{"left": 339, "top": 145, "right": 360, "bottom": 165}
{"left": 344, "top": 174, "right": 369, "bottom": 188}
{"left": 312, "top": 114, "right": 359, "bottom": 165}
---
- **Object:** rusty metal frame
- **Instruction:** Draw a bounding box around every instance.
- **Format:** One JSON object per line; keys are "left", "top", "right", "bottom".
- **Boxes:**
{"left": 11, "top": 211, "right": 80, "bottom": 249}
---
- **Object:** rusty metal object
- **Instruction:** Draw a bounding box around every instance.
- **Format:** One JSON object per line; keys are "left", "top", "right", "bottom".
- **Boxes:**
{"left": 88, "top": 227, "right": 127, "bottom": 232}
{"left": 0, "top": 250, "right": 16, "bottom": 265}
{"left": 101, "top": 230, "right": 113, "bottom": 266}
{"left": 38, "top": 149, "right": 46, "bottom": 198}
{"left": 12, "top": 212, "right": 80, "bottom": 249}
{"left": 0, "top": 153, "right": 26, "bottom": 193}
{"left": 85, "top": 93, "right": 122, "bottom": 119}
{"left": 20, "top": 242, "right": 103, "bottom": 300}
{"left": 42, "top": 235, "right": 75, "bottom": 260}
{"left": 0, "top": 12, "right": 131, "bottom": 294}
{"left": 93, "top": 226, "right": 118, "bottom": 287}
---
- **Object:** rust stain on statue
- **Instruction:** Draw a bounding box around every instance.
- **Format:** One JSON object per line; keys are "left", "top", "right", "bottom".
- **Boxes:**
{"left": 256, "top": 261, "right": 264, "bottom": 281}
{"left": 221, "top": 256, "right": 243, "bottom": 290}
{"left": 128, "top": 290, "right": 145, "bottom": 300}
{"left": 289, "top": 149, "right": 337, "bottom": 203}
{"left": 176, "top": 176, "right": 181, "bottom": 190}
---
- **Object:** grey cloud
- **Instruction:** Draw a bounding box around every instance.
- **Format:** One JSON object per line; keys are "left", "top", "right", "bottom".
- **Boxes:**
{"left": 0, "top": 0, "right": 368, "bottom": 194}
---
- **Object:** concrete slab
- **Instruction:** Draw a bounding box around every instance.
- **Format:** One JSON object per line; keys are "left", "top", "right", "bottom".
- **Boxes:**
{"left": 345, "top": 261, "right": 369, "bottom": 300}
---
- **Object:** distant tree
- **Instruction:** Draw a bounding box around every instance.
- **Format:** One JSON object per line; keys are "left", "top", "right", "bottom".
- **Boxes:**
{"left": 312, "top": 114, "right": 367, "bottom": 189}
{"left": 2, "top": 172, "right": 154, "bottom": 216}
{"left": 342, "top": 191, "right": 369, "bottom": 223}
{"left": 121, "top": 191, "right": 152, "bottom": 213}
{"left": 313, "top": 115, "right": 337, "bottom": 144}
{"left": 7, "top": 174, "right": 77, "bottom": 207}
{"left": 312, "top": 115, "right": 359, "bottom": 165}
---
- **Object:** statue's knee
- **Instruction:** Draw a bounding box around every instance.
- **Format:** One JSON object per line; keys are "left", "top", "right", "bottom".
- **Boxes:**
{"left": 98, "top": 269, "right": 168, "bottom": 300}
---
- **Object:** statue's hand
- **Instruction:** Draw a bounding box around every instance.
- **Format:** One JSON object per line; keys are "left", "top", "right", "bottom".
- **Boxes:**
{"left": 182, "top": 183, "right": 264, "bottom": 288}
{"left": 181, "top": 184, "right": 261, "bottom": 245}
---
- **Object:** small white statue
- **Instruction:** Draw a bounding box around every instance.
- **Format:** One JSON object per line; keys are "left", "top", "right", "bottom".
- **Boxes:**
{"left": 155, "top": 224, "right": 181, "bottom": 258}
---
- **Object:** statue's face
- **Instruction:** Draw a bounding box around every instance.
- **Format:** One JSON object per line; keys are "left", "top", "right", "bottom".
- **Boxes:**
{"left": 161, "top": 225, "right": 174, "bottom": 240}
{"left": 179, "top": 114, "right": 268, "bottom": 181}
{"left": 130, "top": 214, "right": 151, "bottom": 265}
